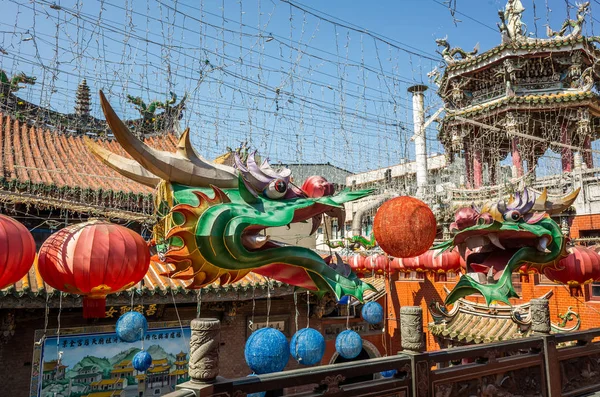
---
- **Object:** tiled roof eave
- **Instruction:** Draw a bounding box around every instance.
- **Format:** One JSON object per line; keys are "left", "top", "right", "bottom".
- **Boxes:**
{"left": 441, "top": 37, "right": 595, "bottom": 77}
{"left": 441, "top": 91, "right": 600, "bottom": 125}
{"left": 0, "top": 184, "right": 154, "bottom": 223}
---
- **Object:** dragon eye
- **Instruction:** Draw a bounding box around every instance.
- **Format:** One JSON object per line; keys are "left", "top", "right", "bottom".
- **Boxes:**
{"left": 264, "top": 179, "right": 288, "bottom": 199}
{"left": 503, "top": 210, "right": 521, "bottom": 222}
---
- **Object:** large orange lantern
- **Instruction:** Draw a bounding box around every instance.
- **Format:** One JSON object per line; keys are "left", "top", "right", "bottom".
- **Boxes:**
{"left": 0, "top": 214, "right": 36, "bottom": 289}
{"left": 38, "top": 220, "right": 150, "bottom": 318}
{"left": 373, "top": 196, "right": 436, "bottom": 258}
{"left": 544, "top": 245, "right": 600, "bottom": 296}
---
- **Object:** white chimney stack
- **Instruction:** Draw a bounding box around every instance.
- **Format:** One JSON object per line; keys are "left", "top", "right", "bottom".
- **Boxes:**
{"left": 408, "top": 85, "right": 428, "bottom": 197}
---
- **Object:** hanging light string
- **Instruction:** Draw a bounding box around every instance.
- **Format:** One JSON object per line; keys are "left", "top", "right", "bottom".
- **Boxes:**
{"left": 249, "top": 284, "right": 256, "bottom": 331}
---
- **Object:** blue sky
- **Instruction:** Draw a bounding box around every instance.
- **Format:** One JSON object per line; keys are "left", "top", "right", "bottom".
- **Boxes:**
{"left": 0, "top": 0, "right": 594, "bottom": 173}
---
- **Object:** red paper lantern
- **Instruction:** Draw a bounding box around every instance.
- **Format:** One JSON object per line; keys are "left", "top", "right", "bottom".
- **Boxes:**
{"left": 402, "top": 254, "right": 428, "bottom": 273}
{"left": 349, "top": 254, "right": 367, "bottom": 274}
{"left": 390, "top": 257, "right": 407, "bottom": 273}
{"left": 544, "top": 246, "right": 600, "bottom": 296}
{"left": 422, "top": 248, "right": 462, "bottom": 281}
{"left": 373, "top": 196, "right": 436, "bottom": 258}
{"left": 364, "top": 254, "right": 390, "bottom": 274}
{"left": 0, "top": 214, "right": 36, "bottom": 289}
{"left": 38, "top": 220, "right": 150, "bottom": 318}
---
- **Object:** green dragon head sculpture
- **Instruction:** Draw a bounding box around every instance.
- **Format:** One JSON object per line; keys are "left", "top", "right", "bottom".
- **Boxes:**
{"left": 436, "top": 187, "right": 579, "bottom": 306}
{"left": 87, "top": 91, "right": 375, "bottom": 301}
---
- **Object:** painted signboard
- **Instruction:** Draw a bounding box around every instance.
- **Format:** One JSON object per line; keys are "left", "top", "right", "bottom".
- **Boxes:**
{"left": 30, "top": 322, "right": 191, "bottom": 397}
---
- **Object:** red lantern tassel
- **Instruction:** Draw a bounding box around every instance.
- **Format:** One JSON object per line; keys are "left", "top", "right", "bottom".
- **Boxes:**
{"left": 83, "top": 296, "right": 107, "bottom": 318}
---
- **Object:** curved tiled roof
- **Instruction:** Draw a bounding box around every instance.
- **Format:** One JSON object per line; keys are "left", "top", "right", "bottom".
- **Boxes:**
{"left": 443, "top": 36, "right": 598, "bottom": 73}
{"left": 0, "top": 112, "right": 178, "bottom": 192}
{"left": 442, "top": 91, "right": 600, "bottom": 123}
{"left": 0, "top": 112, "right": 179, "bottom": 220}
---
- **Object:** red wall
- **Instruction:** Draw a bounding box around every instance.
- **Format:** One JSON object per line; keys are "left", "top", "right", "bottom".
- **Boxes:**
{"left": 386, "top": 270, "right": 600, "bottom": 352}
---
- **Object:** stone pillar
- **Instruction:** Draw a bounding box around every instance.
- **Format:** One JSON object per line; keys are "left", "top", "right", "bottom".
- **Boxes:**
{"left": 188, "top": 318, "right": 221, "bottom": 383}
{"left": 530, "top": 299, "right": 551, "bottom": 335}
{"left": 400, "top": 306, "right": 424, "bottom": 353}
{"left": 511, "top": 137, "right": 524, "bottom": 177}
{"left": 473, "top": 147, "right": 483, "bottom": 188}
{"left": 561, "top": 122, "right": 573, "bottom": 172}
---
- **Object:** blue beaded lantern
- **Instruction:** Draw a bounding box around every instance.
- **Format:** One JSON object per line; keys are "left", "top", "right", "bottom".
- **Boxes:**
{"left": 132, "top": 350, "right": 152, "bottom": 372}
{"left": 247, "top": 374, "right": 266, "bottom": 397}
{"left": 335, "top": 329, "right": 362, "bottom": 359}
{"left": 116, "top": 311, "right": 148, "bottom": 343}
{"left": 380, "top": 369, "right": 397, "bottom": 378}
{"left": 361, "top": 302, "right": 384, "bottom": 325}
{"left": 244, "top": 328, "right": 289, "bottom": 374}
{"left": 290, "top": 328, "right": 325, "bottom": 366}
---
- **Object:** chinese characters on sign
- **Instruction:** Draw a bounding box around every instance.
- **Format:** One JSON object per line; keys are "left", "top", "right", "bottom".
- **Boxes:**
{"left": 105, "top": 303, "right": 160, "bottom": 318}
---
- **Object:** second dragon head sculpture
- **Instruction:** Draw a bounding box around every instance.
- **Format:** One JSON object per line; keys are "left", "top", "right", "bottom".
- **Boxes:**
{"left": 436, "top": 187, "right": 579, "bottom": 306}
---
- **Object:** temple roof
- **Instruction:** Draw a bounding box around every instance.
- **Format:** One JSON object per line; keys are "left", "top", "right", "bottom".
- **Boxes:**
{"left": 0, "top": 112, "right": 178, "bottom": 221}
{"left": 428, "top": 291, "right": 580, "bottom": 345}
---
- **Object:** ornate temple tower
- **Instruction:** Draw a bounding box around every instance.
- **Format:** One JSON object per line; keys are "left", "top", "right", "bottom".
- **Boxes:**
{"left": 434, "top": 1, "right": 600, "bottom": 189}
{"left": 74, "top": 79, "right": 91, "bottom": 118}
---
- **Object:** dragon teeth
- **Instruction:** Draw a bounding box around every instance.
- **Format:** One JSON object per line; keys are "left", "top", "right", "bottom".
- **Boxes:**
{"left": 465, "top": 235, "right": 489, "bottom": 250}
{"left": 537, "top": 236, "right": 551, "bottom": 253}
{"left": 242, "top": 234, "right": 270, "bottom": 249}
{"left": 458, "top": 243, "right": 467, "bottom": 259}
{"left": 488, "top": 233, "right": 505, "bottom": 250}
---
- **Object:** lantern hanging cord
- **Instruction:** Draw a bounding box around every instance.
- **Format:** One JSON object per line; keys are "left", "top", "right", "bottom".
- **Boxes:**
{"left": 55, "top": 292, "right": 63, "bottom": 368}
{"left": 41, "top": 286, "right": 50, "bottom": 343}
{"left": 130, "top": 287, "right": 135, "bottom": 310}
{"left": 266, "top": 278, "right": 272, "bottom": 328}
{"left": 170, "top": 288, "right": 188, "bottom": 351}
{"left": 249, "top": 284, "right": 256, "bottom": 331}
{"left": 306, "top": 291, "right": 310, "bottom": 328}
{"left": 294, "top": 291, "right": 299, "bottom": 333}
{"left": 196, "top": 289, "right": 202, "bottom": 319}
{"left": 346, "top": 298, "right": 351, "bottom": 330}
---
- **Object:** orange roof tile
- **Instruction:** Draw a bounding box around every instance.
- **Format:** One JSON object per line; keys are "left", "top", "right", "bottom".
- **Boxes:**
{"left": 0, "top": 111, "right": 177, "bottom": 195}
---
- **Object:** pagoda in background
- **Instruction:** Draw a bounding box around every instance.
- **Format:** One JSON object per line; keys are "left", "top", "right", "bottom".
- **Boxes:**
{"left": 433, "top": 1, "right": 600, "bottom": 190}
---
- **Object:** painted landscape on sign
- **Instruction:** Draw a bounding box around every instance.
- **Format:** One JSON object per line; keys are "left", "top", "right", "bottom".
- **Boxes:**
{"left": 37, "top": 327, "right": 191, "bottom": 397}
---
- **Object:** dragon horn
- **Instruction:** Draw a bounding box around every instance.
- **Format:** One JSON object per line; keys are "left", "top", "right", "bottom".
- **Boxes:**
{"left": 532, "top": 187, "right": 580, "bottom": 215}
{"left": 99, "top": 90, "right": 238, "bottom": 188}
{"left": 84, "top": 137, "right": 161, "bottom": 188}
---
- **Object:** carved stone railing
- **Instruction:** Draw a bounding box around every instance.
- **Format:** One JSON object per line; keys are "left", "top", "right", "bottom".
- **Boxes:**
{"left": 166, "top": 307, "right": 600, "bottom": 397}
